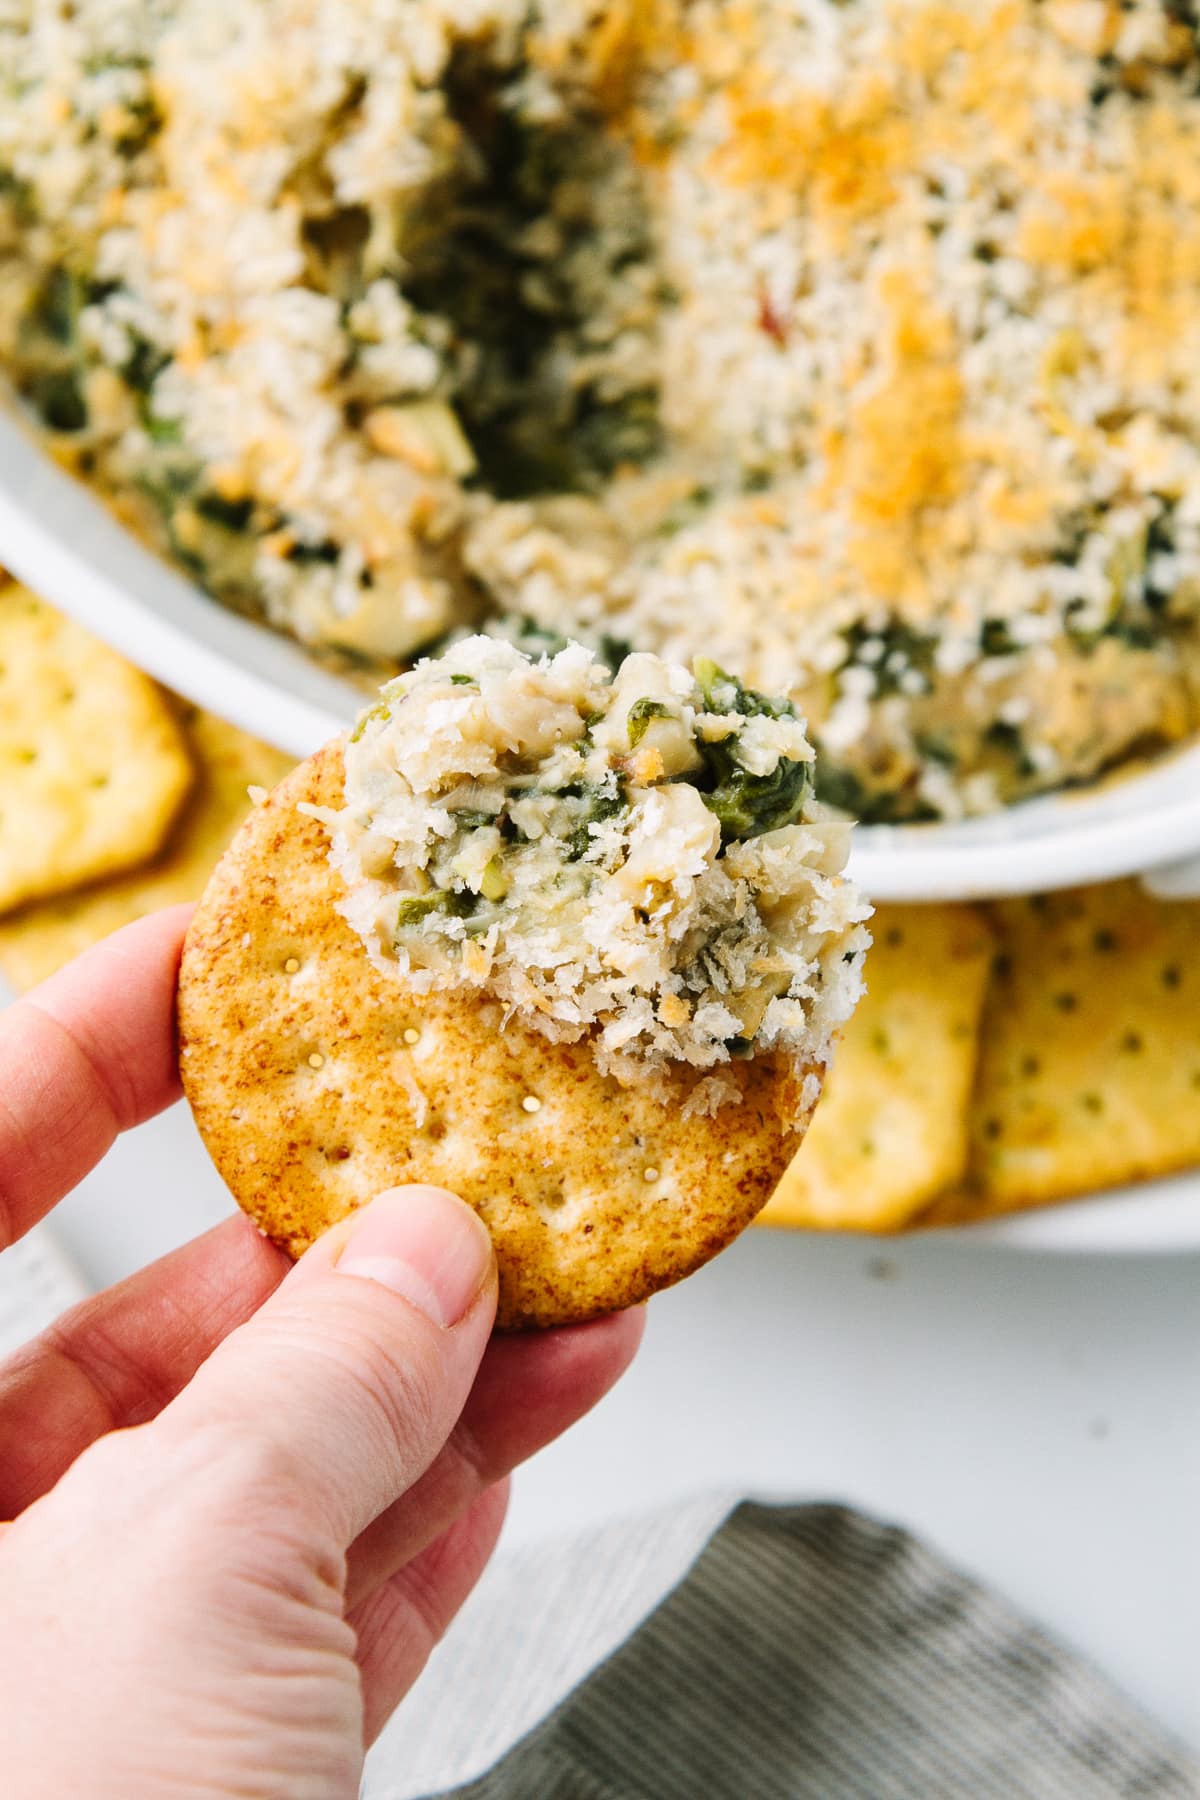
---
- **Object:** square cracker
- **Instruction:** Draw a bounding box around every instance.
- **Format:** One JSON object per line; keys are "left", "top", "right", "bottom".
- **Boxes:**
{"left": 0, "top": 581, "right": 193, "bottom": 913}
{"left": 926, "top": 883, "right": 1200, "bottom": 1220}
{"left": 759, "top": 903, "right": 994, "bottom": 1232}
{"left": 0, "top": 706, "right": 293, "bottom": 990}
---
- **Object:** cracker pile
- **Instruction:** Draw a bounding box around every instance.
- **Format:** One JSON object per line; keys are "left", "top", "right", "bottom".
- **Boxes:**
{"left": 766, "top": 883, "right": 1200, "bottom": 1234}
{"left": 0, "top": 573, "right": 292, "bottom": 991}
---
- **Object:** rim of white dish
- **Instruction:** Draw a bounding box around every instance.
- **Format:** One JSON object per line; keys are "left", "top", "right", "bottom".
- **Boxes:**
{"left": 848, "top": 771, "right": 1200, "bottom": 900}
{"left": 0, "top": 409, "right": 357, "bottom": 757}
{"left": 4, "top": 405, "right": 1200, "bottom": 901}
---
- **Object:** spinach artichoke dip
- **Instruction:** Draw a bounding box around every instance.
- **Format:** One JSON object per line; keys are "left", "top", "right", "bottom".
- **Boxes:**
{"left": 4, "top": 0, "right": 1200, "bottom": 820}
{"left": 313, "top": 637, "right": 871, "bottom": 1094}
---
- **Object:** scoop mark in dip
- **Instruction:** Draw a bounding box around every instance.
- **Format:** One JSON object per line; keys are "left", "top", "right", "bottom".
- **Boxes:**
{"left": 311, "top": 636, "right": 871, "bottom": 1093}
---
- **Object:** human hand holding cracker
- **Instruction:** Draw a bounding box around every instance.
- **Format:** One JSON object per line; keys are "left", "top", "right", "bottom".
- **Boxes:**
{"left": 0, "top": 907, "right": 642, "bottom": 1795}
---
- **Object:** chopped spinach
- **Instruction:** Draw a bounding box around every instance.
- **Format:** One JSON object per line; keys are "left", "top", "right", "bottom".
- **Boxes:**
{"left": 693, "top": 658, "right": 795, "bottom": 722}
{"left": 142, "top": 411, "right": 183, "bottom": 444}
{"left": 626, "top": 698, "right": 673, "bottom": 747}
{"left": 979, "top": 618, "right": 1021, "bottom": 658}
{"left": 836, "top": 621, "right": 938, "bottom": 697}
{"left": 31, "top": 268, "right": 85, "bottom": 346}
{"left": 196, "top": 491, "right": 255, "bottom": 532}
{"left": 115, "top": 94, "right": 163, "bottom": 159}
{"left": 814, "top": 762, "right": 938, "bottom": 824}
{"left": 563, "top": 784, "right": 627, "bottom": 860}
{"left": 28, "top": 370, "right": 87, "bottom": 433}
{"left": 696, "top": 739, "right": 813, "bottom": 842}
{"left": 655, "top": 486, "right": 714, "bottom": 537}
{"left": 394, "top": 888, "right": 477, "bottom": 927}
{"left": 598, "top": 633, "right": 633, "bottom": 672}
{"left": 914, "top": 732, "right": 958, "bottom": 769}
{"left": 122, "top": 331, "right": 170, "bottom": 396}
{"left": 984, "top": 719, "right": 1037, "bottom": 779}
{"left": 285, "top": 537, "right": 341, "bottom": 565}
{"left": 688, "top": 660, "right": 812, "bottom": 839}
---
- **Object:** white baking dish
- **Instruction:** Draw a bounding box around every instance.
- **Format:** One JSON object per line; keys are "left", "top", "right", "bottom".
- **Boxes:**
{"left": 3, "top": 405, "right": 1199, "bottom": 903}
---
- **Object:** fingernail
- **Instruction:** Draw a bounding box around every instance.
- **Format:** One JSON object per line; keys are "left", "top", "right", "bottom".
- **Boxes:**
{"left": 336, "top": 1187, "right": 494, "bottom": 1328}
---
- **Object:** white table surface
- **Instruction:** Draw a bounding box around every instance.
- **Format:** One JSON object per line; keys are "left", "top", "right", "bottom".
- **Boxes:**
{"left": 29, "top": 1098, "right": 1196, "bottom": 1755}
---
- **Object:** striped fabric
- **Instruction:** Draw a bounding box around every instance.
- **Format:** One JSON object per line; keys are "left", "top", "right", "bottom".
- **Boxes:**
{"left": 418, "top": 1503, "right": 1198, "bottom": 1800}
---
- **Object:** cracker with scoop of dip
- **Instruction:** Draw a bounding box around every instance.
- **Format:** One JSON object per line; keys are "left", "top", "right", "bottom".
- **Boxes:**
{"left": 921, "top": 882, "right": 1200, "bottom": 1223}
{"left": 178, "top": 744, "right": 823, "bottom": 1329}
{"left": 0, "top": 705, "right": 293, "bottom": 990}
{"left": 178, "top": 639, "right": 871, "bottom": 1327}
{"left": 760, "top": 904, "right": 994, "bottom": 1233}
{"left": 0, "top": 580, "right": 193, "bottom": 913}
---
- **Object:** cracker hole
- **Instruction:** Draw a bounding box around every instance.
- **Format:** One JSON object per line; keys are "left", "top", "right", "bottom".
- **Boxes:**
{"left": 283, "top": 956, "right": 301, "bottom": 974}
{"left": 14, "top": 746, "right": 36, "bottom": 765}
{"left": 307, "top": 1051, "right": 325, "bottom": 1070}
{"left": 426, "top": 1117, "right": 447, "bottom": 1142}
{"left": 521, "top": 1095, "right": 542, "bottom": 1114}
{"left": 324, "top": 1145, "right": 353, "bottom": 1163}
{"left": 91, "top": 773, "right": 109, "bottom": 790}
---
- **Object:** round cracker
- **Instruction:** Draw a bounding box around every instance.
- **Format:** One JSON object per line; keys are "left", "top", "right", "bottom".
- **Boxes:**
{"left": 178, "top": 743, "right": 817, "bottom": 1328}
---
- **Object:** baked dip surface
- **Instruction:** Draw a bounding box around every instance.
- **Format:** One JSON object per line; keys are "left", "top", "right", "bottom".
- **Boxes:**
{"left": 5, "top": 0, "right": 1200, "bottom": 819}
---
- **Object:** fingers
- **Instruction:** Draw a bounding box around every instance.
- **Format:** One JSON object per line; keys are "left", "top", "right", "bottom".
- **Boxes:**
{"left": 153, "top": 1187, "right": 498, "bottom": 1546}
{"left": 345, "top": 1306, "right": 644, "bottom": 1608}
{"left": 0, "top": 1213, "right": 288, "bottom": 1516}
{"left": 352, "top": 1478, "right": 511, "bottom": 1746}
{"left": 0, "top": 905, "right": 192, "bottom": 1250}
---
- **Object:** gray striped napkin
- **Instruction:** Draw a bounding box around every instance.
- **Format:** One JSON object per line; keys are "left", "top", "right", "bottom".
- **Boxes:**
{"left": 368, "top": 1500, "right": 1199, "bottom": 1800}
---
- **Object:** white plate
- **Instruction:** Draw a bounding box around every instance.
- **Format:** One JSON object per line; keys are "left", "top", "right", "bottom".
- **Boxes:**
{"left": 2, "top": 410, "right": 1198, "bottom": 1254}
{"left": 927, "top": 1169, "right": 1200, "bottom": 1255}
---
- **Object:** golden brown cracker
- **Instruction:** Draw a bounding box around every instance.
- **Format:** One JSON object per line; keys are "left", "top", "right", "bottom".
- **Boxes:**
{"left": 926, "top": 882, "right": 1200, "bottom": 1221}
{"left": 760, "top": 903, "right": 993, "bottom": 1231}
{"left": 178, "top": 744, "right": 817, "bottom": 1329}
{"left": 0, "top": 706, "right": 293, "bottom": 990}
{"left": 0, "top": 582, "right": 193, "bottom": 913}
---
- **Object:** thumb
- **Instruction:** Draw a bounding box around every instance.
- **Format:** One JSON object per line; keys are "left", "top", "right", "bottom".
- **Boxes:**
{"left": 154, "top": 1186, "right": 497, "bottom": 1546}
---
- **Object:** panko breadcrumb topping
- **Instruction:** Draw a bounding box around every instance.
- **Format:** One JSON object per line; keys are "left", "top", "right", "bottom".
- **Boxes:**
{"left": 5, "top": 0, "right": 1200, "bottom": 821}
{"left": 312, "top": 637, "right": 870, "bottom": 1089}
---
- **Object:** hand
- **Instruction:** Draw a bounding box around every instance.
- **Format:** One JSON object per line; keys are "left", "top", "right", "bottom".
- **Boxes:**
{"left": 0, "top": 908, "right": 643, "bottom": 1798}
